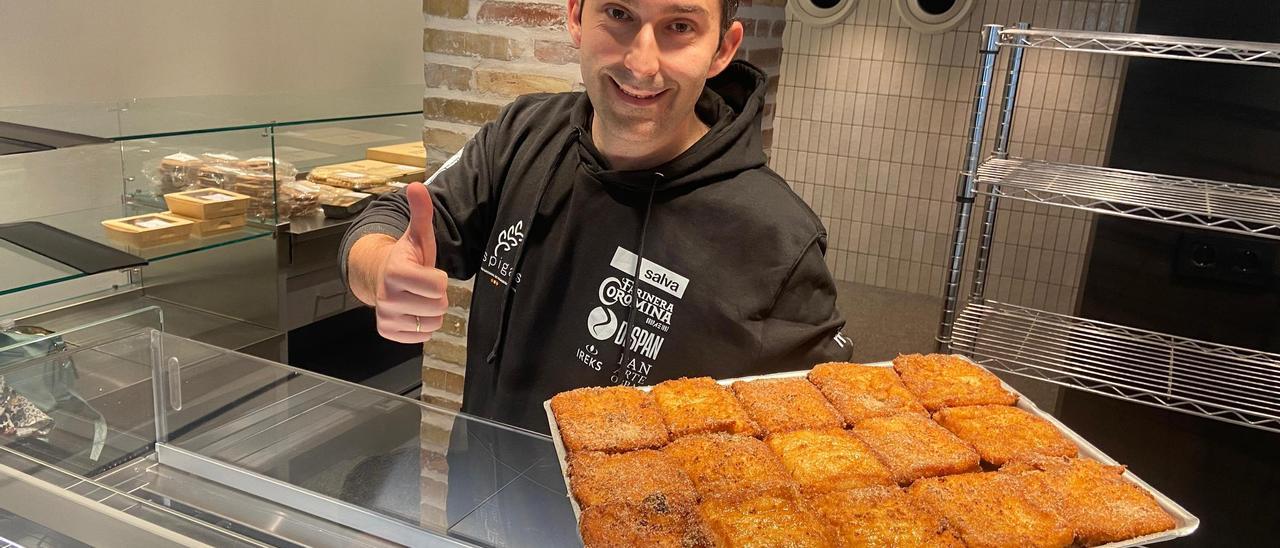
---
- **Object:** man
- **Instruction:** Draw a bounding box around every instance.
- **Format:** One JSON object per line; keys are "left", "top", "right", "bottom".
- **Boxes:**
{"left": 343, "top": 0, "right": 852, "bottom": 433}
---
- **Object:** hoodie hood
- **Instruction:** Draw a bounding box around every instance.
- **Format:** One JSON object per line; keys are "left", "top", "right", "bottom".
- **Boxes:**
{"left": 570, "top": 60, "right": 770, "bottom": 194}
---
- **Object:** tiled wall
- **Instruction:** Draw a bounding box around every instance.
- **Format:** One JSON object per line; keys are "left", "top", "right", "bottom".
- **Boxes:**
{"left": 771, "top": 0, "right": 1135, "bottom": 314}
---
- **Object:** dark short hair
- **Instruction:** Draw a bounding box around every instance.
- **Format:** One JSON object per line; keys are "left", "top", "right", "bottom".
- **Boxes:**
{"left": 580, "top": 1, "right": 740, "bottom": 35}
{"left": 719, "top": 0, "right": 740, "bottom": 33}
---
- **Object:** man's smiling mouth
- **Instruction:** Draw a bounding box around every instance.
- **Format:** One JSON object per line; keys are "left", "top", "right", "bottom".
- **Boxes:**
{"left": 612, "top": 78, "right": 667, "bottom": 101}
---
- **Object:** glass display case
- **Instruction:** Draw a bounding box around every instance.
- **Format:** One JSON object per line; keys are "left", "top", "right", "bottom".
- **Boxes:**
{"left": 1, "top": 87, "right": 429, "bottom": 360}
{"left": 0, "top": 310, "right": 578, "bottom": 546}
{"left": 0, "top": 85, "right": 423, "bottom": 142}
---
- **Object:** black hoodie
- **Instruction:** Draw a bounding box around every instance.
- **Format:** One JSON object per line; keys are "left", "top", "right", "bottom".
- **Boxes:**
{"left": 341, "top": 61, "right": 852, "bottom": 433}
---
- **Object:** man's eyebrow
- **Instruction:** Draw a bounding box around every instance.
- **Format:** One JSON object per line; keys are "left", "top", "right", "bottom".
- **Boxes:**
{"left": 615, "top": 0, "right": 711, "bottom": 17}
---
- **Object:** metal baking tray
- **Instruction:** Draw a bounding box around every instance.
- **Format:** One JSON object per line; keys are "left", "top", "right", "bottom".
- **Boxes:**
{"left": 543, "top": 357, "right": 1200, "bottom": 547}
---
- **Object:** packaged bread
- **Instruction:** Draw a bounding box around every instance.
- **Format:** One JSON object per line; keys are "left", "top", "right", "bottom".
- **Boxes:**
{"left": 239, "top": 156, "right": 298, "bottom": 180}
{"left": 199, "top": 152, "right": 241, "bottom": 167}
{"left": 196, "top": 165, "right": 246, "bottom": 191}
{"left": 308, "top": 168, "right": 389, "bottom": 190}
{"left": 248, "top": 180, "right": 321, "bottom": 221}
{"left": 153, "top": 152, "right": 202, "bottom": 194}
{"left": 307, "top": 159, "right": 425, "bottom": 189}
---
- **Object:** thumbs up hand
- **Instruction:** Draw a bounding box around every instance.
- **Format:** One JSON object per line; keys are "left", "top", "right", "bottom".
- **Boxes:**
{"left": 373, "top": 183, "right": 450, "bottom": 343}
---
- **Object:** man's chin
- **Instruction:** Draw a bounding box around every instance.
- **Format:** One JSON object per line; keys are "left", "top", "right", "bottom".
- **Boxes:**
{"left": 598, "top": 114, "right": 663, "bottom": 142}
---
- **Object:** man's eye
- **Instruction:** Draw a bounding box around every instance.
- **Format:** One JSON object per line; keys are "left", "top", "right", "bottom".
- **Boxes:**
{"left": 671, "top": 21, "right": 694, "bottom": 33}
{"left": 605, "top": 7, "right": 631, "bottom": 21}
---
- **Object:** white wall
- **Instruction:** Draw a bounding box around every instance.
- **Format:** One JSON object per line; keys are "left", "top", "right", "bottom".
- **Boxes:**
{"left": 0, "top": 0, "right": 422, "bottom": 107}
{"left": 772, "top": 0, "right": 1132, "bottom": 314}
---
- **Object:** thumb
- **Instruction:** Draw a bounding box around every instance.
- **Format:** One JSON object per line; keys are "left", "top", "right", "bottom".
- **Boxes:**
{"left": 404, "top": 182, "right": 437, "bottom": 267}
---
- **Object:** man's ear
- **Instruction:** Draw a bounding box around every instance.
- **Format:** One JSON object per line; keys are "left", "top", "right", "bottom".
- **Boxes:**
{"left": 568, "top": 0, "right": 584, "bottom": 48}
{"left": 708, "top": 21, "right": 745, "bottom": 78}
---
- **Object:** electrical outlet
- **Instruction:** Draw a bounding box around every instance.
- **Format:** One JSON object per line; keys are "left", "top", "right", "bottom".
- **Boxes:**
{"left": 1174, "top": 233, "right": 1275, "bottom": 288}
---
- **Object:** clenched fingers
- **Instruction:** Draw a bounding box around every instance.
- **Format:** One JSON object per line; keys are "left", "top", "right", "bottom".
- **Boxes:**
{"left": 376, "top": 310, "right": 445, "bottom": 344}
{"left": 383, "top": 262, "right": 447, "bottom": 299}
{"left": 378, "top": 290, "right": 449, "bottom": 318}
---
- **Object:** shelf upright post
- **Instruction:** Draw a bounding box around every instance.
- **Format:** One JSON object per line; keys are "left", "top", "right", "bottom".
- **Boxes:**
{"left": 971, "top": 22, "right": 1029, "bottom": 304}
{"left": 150, "top": 329, "right": 170, "bottom": 444}
{"left": 938, "top": 24, "right": 1004, "bottom": 352}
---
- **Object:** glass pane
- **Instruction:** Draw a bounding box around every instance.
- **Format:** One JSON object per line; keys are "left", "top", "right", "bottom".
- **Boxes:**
{"left": 0, "top": 307, "right": 163, "bottom": 478}
{"left": 0, "top": 86, "right": 423, "bottom": 141}
{"left": 273, "top": 113, "right": 425, "bottom": 173}
{"left": 121, "top": 127, "right": 279, "bottom": 225}
{"left": 152, "top": 331, "right": 577, "bottom": 546}
{"left": 0, "top": 144, "right": 274, "bottom": 296}
{"left": 0, "top": 444, "right": 261, "bottom": 546}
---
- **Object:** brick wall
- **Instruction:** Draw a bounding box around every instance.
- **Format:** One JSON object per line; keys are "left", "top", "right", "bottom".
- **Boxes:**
{"left": 732, "top": 0, "right": 789, "bottom": 153}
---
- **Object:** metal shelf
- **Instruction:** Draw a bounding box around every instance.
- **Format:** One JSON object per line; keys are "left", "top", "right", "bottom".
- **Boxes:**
{"left": 953, "top": 301, "right": 1280, "bottom": 433}
{"left": 976, "top": 158, "right": 1280, "bottom": 240}
{"left": 999, "top": 28, "right": 1280, "bottom": 68}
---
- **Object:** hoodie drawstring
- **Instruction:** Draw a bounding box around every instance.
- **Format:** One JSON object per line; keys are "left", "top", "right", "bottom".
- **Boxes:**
{"left": 484, "top": 130, "right": 581, "bottom": 368}
{"left": 613, "top": 172, "right": 662, "bottom": 382}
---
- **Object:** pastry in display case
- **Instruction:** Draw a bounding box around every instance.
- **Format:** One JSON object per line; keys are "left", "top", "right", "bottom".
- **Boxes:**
{"left": 362, "top": 183, "right": 405, "bottom": 196}
{"left": 101, "top": 212, "right": 193, "bottom": 247}
{"left": 177, "top": 214, "right": 248, "bottom": 237}
{"left": 366, "top": 141, "right": 427, "bottom": 167}
{"left": 144, "top": 151, "right": 300, "bottom": 222}
{"left": 319, "top": 190, "right": 373, "bottom": 219}
{"left": 195, "top": 163, "right": 241, "bottom": 190}
{"left": 162, "top": 188, "right": 251, "bottom": 237}
{"left": 156, "top": 152, "right": 202, "bottom": 194}
{"left": 307, "top": 159, "right": 425, "bottom": 189}
{"left": 163, "top": 188, "right": 250, "bottom": 219}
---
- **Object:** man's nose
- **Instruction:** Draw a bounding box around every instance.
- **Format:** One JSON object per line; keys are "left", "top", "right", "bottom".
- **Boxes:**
{"left": 624, "top": 24, "right": 660, "bottom": 79}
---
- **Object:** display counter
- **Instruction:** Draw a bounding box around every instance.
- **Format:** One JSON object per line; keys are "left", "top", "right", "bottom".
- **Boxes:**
{"left": 0, "top": 310, "right": 578, "bottom": 547}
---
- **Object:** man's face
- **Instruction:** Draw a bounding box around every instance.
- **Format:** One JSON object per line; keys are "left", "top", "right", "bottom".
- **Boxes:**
{"left": 568, "top": 0, "right": 742, "bottom": 146}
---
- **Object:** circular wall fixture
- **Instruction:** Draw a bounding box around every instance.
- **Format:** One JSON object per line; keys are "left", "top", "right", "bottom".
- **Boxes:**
{"left": 892, "top": 0, "right": 975, "bottom": 34}
{"left": 789, "top": 0, "right": 859, "bottom": 28}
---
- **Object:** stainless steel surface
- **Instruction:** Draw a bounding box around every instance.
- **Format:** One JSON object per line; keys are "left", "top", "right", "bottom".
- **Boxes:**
{"left": 284, "top": 213, "right": 356, "bottom": 239}
{"left": 157, "top": 444, "right": 465, "bottom": 548}
{"left": 93, "top": 456, "right": 397, "bottom": 548}
{"left": 145, "top": 330, "right": 577, "bottom": 547}
{"left": 976, "top": 157, "right": 1280, "bottom": 240}
{"left": 937, "top": 24, "right": 1003, "bottom": 352}
{"left": 1000, "top": 27, "right": 1280, "bottom": 67}
{"left": 0, "top": 447, "right": 265, "bottom": 547}
{"left": 953, "top": 300, "right": 1280, "bottom": 433}
{"left": 0, "top": 461, "right": 209, "bottom": 548}
{"left": 545, "top": 365, "right": 1200, "bottom": 547}
{"left": 970, "top": 22, "right": 1028, "bottom": 306}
